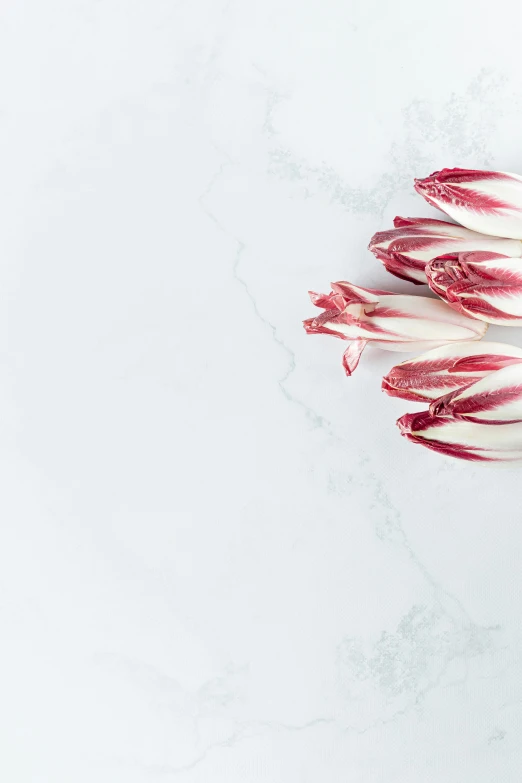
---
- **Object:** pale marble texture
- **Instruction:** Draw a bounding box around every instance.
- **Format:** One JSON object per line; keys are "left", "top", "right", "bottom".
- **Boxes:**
{"left": 2, "top": 2, "right": 522, "bottom": 781}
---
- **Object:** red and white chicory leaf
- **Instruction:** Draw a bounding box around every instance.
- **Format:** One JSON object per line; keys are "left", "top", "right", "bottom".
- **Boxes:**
{"left": 382, "top": 341, "right": 522, "bottom": 402}
{"left": 414, "top": 168, "right": 522, "bottom": 239}
{"left": 303, "top": 280, "right": 487, "bottom": 375}
{"left": 429, "top": 363, "right": 522, "bottom": 423}
{"left": 426, "top": 251, "right": 522, "bottom": 325}
{"left": 368, "top": 216, "right": 522, "bottom": 285}
{"left": 397, "top": 409, "right": 522, "bottom": 463}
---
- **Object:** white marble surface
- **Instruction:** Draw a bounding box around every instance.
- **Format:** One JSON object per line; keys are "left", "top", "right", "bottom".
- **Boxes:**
{"left": 3, "top": 1, "right": 522, "bottom": 780}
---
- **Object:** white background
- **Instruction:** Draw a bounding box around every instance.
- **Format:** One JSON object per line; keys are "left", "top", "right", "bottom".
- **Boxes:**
{"left": 2, "top": 1, "right": 522, "bottom": 781}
